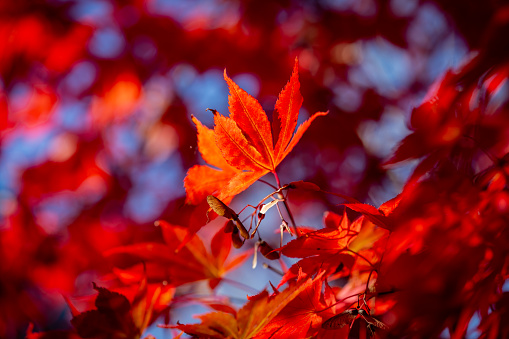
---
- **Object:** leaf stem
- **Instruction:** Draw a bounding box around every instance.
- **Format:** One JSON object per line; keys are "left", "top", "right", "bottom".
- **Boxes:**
{"left": 272, "top": 171, "right": 299, "bottom": 236}
{"left": 262, "top": 263, "right": 284, "bottom": 276}
{"left": 258, "top": 178, "right": 278, "bottom": 190}
{"left": 283, "top": 200, "right": 298, "bottom": 235}
{"left": 273, "top": 171, "right": 282, "bottom": 188}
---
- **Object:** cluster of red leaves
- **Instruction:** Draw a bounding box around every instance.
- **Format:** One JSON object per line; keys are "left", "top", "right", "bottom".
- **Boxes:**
{"left": 2, "top": 1, "right": 509, "bottom": 338}
{"left": 24, "top": 46, "right": 509, "bottom": 338}
{"left": 27, "top": 275, "right": 173, "bottom": 339}
{"left": 168, "top": 53, "right": 509, "bottom": 338}
{"left": 373, "top": 57, "right": 509, "bottom": 338}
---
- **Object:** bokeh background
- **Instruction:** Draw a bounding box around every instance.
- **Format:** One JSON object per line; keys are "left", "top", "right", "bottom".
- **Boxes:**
{"left": 0, "top": 0, "right": 507, "bottom": 337}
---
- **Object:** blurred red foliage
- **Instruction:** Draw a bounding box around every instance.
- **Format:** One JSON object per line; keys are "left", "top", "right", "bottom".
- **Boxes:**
{"left": 0, "top": 0, "right": 508, "bottom": 338}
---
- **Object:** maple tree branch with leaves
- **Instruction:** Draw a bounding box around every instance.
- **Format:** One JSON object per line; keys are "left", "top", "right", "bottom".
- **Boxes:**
{"left": 27, "top": 39, "right": 509, "bottom": 339}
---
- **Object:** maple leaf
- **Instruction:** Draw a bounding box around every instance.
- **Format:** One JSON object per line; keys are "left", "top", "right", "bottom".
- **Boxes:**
{"left": 70, "top": 283, "right": 138, "bottom": 339}
{"left": 279, "top": 210, "right": 388, "bottom": 289}
{"left": 121, "top": 270, "right": 174, "bottom": 335}
{"left": 326, "top": 192, "right": 401, "bottom": 231}
{"left": 67, "top": 274, "right": 172, "bottom": 339}
{"left": 255, "top": 272, "right": 336, "bottom": 338}
{"left": 173, "top": 271, "right": 324, "bottom": 339}
{"left": 184, "top": 58, "right": 327, "bottom": 203}
{"left": 278, "top": 253, "right": 355, "bottom": 288}
{"left": 382, "top": 58, "right": 509, "bottom": 185}
{"left": 104, "top": 221, "right": 249, "bottom": 288}
{"left": 278, "top": 211, "right": 380, "bottom": 289}
{"left": 281, "top": 210, "right": 362, "bottom": 258}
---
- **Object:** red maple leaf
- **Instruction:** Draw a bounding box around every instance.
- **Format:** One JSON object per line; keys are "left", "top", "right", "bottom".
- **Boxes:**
{"left": 322, "top": 191, "right": 401, "bottom": 231}
{"left": 104, "top": 221, "right": 249, "bottom": 288}
{"left": 66, "top": 277, "right": 170, "bottom": 339}
{"left": 279, "top": 210, "right": 386, "bottom": 288}
{"left": 173, "top": 271, "right": 324, "bottom": 339}
{"left": 69, "top": 283, "right": 136, "bottom": 339}
{"left": 184, "top": 58, "right": 327, "bottom": 203}
{"left": 255, "top": 273, "right": 336, "bottom": 338}
{"left": 281, "top": 210, "right": 362, "bottom": 259}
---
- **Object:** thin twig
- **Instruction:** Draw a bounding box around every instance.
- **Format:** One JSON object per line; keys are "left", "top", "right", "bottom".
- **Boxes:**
{"left": 272, "top": 171, "right": 299, "bottom": 235}
{"left": 347, "top": 248, "right": 375, "bottom": 268}
{"left": 262, "top": 263, "right": 284, "bottom": 276}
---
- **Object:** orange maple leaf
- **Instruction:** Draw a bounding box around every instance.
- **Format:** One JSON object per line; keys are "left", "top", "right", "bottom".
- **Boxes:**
{"left": 173, "top": 271, "right": 324, "bottom": 339}
{"left": 184, "top": 58, "right": 327, "bottom": 203}
{"left": 255, "top": 274, "right": 336, "bottom": 339}
{"left": 281, "top": 210, "right": 362, "bottom": 258}
{"left": 104, "top": 221, "right": 249, "bottom": 288}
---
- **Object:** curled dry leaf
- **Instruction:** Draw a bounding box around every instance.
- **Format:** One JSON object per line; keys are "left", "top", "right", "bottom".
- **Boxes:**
{"left": 207, "top": 195, "right": 249, "bottom": 239}
{"left": 259, "top": 241, "right": 280, "bottom": 260}
{"left": 322, "top": 308, "right": 388, "bottom": 334}
{"left": 231, "top": 227, "right": 244, "bottom": 249}
{"left": 322, "top": 309, "right": 358, "bottom": 330}
{"left": 207, "top": 195, "right": 236, "bottom": 220}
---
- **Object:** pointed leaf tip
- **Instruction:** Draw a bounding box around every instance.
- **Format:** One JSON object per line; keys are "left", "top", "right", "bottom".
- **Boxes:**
{"left": 273, "top": 61, "right": 303, "bottom": 162}
{"left": 223, "top": 69, "right": 275, "bottom": 169}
